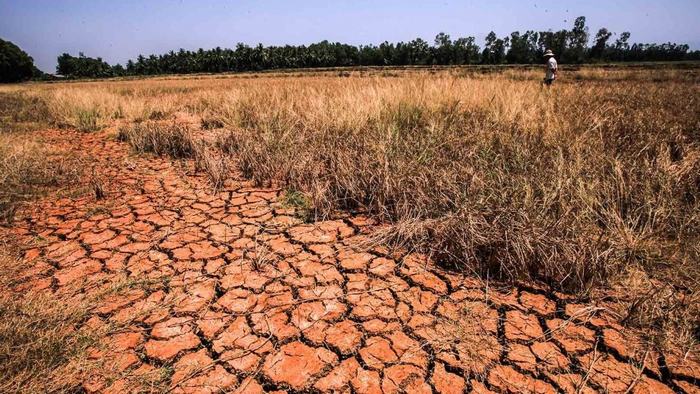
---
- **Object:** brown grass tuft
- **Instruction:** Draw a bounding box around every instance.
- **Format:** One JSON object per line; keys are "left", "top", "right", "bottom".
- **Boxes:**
{"left": 118, "top": 121, "right": 232, "bottom": 189}
{"left": 201, "top": 116, "right": 225, "bottom": 130}
{"left": 194, "top": 145, "right": 232, "bottom": 190}
{"left": 0, "top": 293, "right": 93, "bottom": 394}
{"left": 117, "top": 121, "right": 198, "bottom": 159}
{"left": 0, "top": 247, "right": 93, "bottom": 394}
{"left": 0, "top": 133, "right": 81, "bottom": 223}
{"left": 0, "top": 92, "right": 52, "bottom": 132}
{"left": 613, "top": 265, "right": 700, "bottom": 350}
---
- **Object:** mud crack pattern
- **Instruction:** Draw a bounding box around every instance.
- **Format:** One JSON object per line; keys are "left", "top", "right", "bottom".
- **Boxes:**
{"left": 2, "top": 129, "right": 699, "bottom": 393}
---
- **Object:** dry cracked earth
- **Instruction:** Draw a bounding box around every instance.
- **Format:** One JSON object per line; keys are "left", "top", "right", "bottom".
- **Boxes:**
{"left": 2, "top": 129, "right": 700, "bottom": 394}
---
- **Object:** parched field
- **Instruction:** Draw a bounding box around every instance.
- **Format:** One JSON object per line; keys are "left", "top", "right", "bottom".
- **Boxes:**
{"left": 1, "top": 66, "right": 699, "bottom": 393}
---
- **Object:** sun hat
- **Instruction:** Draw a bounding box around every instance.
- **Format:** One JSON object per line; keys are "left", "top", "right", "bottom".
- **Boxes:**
{"left": 544, "top": 49, "right": 554, "bottom": 57}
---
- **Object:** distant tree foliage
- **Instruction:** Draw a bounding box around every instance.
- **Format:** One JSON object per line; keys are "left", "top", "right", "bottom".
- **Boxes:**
{"left": 0, "top": 38, "right": 38, "bottom": 83}
{"left": 56, "top": 17, "right": 699, "bottom": 79}
{"left": 56, "top": 52, "right": 113, "bottom": 78}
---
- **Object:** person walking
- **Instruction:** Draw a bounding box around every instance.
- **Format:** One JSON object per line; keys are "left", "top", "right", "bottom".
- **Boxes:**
{"left": 543, "top": 49, "right": 558, "bottom": 86}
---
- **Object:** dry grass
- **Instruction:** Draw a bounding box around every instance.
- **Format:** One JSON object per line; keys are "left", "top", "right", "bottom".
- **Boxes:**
{"left": 117, "top": 121, "right": 232, "bottom": 189}
{"left": 0, "top": 250, "right": 173, "bottom": 393}
{"left": 213, "top": 70, "right": 699, "bottom": 347}
{"left": 612, "top": 266, "right": 700, "bottom": 351}
{"left": 0, "top": 293, "right": 92, "bottom": 394}
{"left": 0, "top": 249, "right": 93, "bottom": 394}
{"left": 193, "top": 144, "right": 232, "bottom": 190}
{"left": 117, "top": 121, "right": 198, "bottom": 158}
{"left": 0, "top": 141, "right": 81, "bottom": 223}
{"left": 3, "top": 65, "right": 699, "bottom": 348}
{"left": 0, "top": 94, "right": 94, "bottom": 390}
{"left": 0, "top": 97, "right": 90, "bottom": 388}
{"left": 0, "top": 91, "right": 53, "bottom": 133}
{"left": 222, "top": 76, "right": 699, "bottom": 292}
{"left": 0, "top": 93, "right": 82, "bottom": 222}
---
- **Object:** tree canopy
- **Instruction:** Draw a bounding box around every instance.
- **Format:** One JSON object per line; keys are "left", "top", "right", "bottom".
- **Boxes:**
{"left": 0, "top": 38, "right": 39, "bottom": 83}
{"left": 57, "top": 52, "right": 113, "bottom": 78}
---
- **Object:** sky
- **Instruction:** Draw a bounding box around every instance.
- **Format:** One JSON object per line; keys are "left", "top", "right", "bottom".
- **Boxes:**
{"left": 1, "top": 0, "right": 699, "bottom": 73}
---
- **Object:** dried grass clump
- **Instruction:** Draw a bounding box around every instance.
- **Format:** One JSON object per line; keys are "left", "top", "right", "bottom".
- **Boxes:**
{"left": 201, "top": 116, "right": 225, "bottom": 130}
{"left": 194, "top": 145, "right": 231, "bottom": 190}
{"left": 0, "top": 293, "right": 92, "bottom": 394}
{"left": 118, "top": 121, "right": 232, "bottom": 189}
{"left": 0, "top": 134, "right": 82, "bottom": 222}
{"left": 613, "top": 264, "right": 700, "bottom": 350}
{"left": 117, "top": 121, "right": 198, "bottom": 159}
{"left": 0, "top": 91, "right": 83, "bottom": 220}
{"left": 0, "top": 92, "right": 52, "bottom": 133}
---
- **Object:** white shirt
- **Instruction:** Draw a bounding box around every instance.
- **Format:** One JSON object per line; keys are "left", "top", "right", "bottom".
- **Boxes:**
{"left": 546, "top": 57, "right": 558, "bottom": 80}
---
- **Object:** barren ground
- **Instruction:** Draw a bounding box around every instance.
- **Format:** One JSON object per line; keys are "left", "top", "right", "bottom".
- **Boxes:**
{"left": 2, "top": 127, "right": 699, "bottom": 393}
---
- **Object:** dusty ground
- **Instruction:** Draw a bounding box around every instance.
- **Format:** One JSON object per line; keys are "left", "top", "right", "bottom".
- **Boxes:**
{"left": 2, "top": 128, "right": 699, "bottom": 393}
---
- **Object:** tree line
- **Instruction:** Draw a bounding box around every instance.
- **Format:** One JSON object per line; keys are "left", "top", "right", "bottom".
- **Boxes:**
{"left": 54, "top": 17, "right": 699, "bottom": 78}
{"left": 1, "top": 16, "right": 699, "bottom": 82}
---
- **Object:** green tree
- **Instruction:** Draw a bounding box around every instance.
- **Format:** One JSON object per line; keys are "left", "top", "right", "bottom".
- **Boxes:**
{"left": 408, "top": 38, "right": 431, "bottom": 64}
{"left": 538, "top": 31, "right": 567, "bottom": 62}
{"left": 57, "top": 52, "right": 113, "bottom": 78}
{"left": 506, "top": 31, "right": 538, "bottom": 63}
{"left": 433, "top": 33, "right": 453, "bottom": 64}
{"left": 567, "top": 16, "right": 589, "bottom": 63}
{"left": 0, "top": 38, "right": 36, "bottom": 83}
{"left": 482, "top": 31, "right": 507, "bottom": 64}
{"left": 615, "top": 32, "right": 631, "bottom": 51}
{"left": 590, "top": 28, "right": 612, "bottom": 60}
{"left": 453, "top": 36, "right": 480, "bottom": 64}
{"left": 111, "top": 64, "right": 125, "bottom": 76}
{"left": 612, "top": 32, "right": 631, "bottom": 61}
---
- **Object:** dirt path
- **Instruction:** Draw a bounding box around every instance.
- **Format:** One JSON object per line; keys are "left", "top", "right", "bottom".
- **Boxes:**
{"left": 2, "top": 129, "right": 699, "bottom": 393}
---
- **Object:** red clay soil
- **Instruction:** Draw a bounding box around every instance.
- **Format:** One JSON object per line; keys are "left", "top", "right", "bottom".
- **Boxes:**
{"left": 2, "top": 129, "right": 699, "bottom": 394}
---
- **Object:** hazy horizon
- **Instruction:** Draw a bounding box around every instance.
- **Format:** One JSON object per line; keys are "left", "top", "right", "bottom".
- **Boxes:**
{"left": 1, "top": 0, "right": 699, "bottom": 74}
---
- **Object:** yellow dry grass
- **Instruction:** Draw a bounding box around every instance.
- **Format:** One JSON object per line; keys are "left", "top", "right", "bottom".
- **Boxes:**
{"left": 0, "top": 246, "right": 92, "bottom": 394}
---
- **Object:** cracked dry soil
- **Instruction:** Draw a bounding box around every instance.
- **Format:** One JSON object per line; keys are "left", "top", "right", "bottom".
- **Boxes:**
{"left": 2, "top": 129, "right": 699, "bottom": 394}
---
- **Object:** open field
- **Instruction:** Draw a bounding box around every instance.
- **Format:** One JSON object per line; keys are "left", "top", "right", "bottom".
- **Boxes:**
{"left": 1, "top": 65, "right": 699, "bottom": 393}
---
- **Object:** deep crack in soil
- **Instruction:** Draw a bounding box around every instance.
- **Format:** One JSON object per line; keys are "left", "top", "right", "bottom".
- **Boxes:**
{"left": 2, "top": 129, "right": 699, "bottom": 393}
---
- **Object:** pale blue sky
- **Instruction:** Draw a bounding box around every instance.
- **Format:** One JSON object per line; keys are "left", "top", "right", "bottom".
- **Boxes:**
{"left": 1, "top": 0, "right": 698, "bottom": 73}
